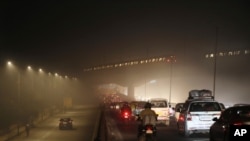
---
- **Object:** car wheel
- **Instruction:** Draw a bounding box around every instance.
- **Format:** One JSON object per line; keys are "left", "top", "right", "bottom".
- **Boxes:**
{"left": 177, "top": 123, "right": 185, "bottom": 135}
{"left": 209, "top": 135, "right": 215, "bottom": 141}
{"left": 165, "top": 120, "right": 170, "bottom": 126}
{"left": 183, "top": 125, "right": 190, "bottom": 137}
{"left": 177, "top": 124, "right": 182, "bottom": 135}
{"left": 209, "top": 129, "right": 214, "bottom": 141}
{"left": 184, "top": 129, "right": 190, "bottom": 137}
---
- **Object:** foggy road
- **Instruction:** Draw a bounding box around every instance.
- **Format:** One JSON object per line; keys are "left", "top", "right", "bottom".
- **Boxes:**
{"left": 9, "top": 105, "right": 100, "bottom": 141}
{"left": 105, "top": 108, "right": 209, "bottom": 141}
{"left": 2, "top": 2, "right": 250, "bottom": 141}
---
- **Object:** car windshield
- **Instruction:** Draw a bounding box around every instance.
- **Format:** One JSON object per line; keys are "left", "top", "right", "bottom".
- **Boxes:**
{"left": 60, "top": 118, "right": 71, "bottom": 121}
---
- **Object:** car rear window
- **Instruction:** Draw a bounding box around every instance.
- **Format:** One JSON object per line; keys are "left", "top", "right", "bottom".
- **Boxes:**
{"left": 236, "top": 109, "right": 250, "bottom": 118}
{"left": 61, "top": 118, "right": 71, "bottom": 121}
{"left": 189, "top": 102, "right": 221, "bottom": 112}
{"left": 175, "top": 103, "right": 184, "bottom": 109}
{"left": 151, "top": 101, "right": 167, "bottom": 107}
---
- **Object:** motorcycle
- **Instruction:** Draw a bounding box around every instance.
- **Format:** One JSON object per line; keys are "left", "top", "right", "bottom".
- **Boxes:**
{"left": 138, "top": 124, "right": 157, "bottom": 141}
{"left": 136, "top": 115, "right": 158, "bottom": 141}
{"left": 121, "top": 110, "right": 132, "bottom": 122}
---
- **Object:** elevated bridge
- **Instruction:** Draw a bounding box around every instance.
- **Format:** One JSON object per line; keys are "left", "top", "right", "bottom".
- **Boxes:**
{"left": 80, "top": 51, "right": 250, "bottom": 106}
{"left": 81, "top": 56, "right": 176, "bottom": 102}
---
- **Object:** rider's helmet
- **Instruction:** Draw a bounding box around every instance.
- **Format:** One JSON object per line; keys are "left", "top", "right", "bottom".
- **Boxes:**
{"left": 144, "top": 102, "right": 152, "bottom": 109}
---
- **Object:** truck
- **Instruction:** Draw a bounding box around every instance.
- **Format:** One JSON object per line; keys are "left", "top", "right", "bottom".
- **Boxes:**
{"left": 149, "top": 98, "right": 170, "bottom": 126}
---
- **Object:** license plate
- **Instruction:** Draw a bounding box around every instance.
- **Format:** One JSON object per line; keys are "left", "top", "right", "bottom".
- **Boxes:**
{"left": 199, "top": 116, "right": 212, "bottom": 121}
{"left": 146, "top": 129, "right": 153, "bottom": 134}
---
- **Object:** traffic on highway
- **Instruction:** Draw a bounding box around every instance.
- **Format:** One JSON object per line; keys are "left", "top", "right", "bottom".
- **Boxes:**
{"left": 98, "top": 89, "right": 249, "bottom": 141}
{"left": 2, "top": 99, "right": 249, "bottom": 141}
{"left": 2, "top": 1, "right": 250, "bottom": 141}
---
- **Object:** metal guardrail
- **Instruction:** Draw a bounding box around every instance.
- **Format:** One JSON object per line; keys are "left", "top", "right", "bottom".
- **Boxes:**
{"left": 93, "top": 106, "right": 109, "bottom": 141}
{"left": 93, "top": 105, "right": 117, "bottom": 141}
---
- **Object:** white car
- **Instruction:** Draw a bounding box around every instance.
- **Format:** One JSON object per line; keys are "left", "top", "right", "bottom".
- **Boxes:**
{"left": 177, "top": 89, "right": 223, "bottom": 137}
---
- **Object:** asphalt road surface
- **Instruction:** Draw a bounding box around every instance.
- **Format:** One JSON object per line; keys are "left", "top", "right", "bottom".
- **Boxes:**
{"left": 105, "top": 108, "right": 210, "bottom": 141}
{"left": 10, "top": 105, "right": 100, "bottom": 141}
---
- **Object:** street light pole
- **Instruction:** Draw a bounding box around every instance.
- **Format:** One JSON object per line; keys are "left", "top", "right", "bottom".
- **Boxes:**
{"left": 17, "top": 71, "right": 21, "bottom": 135}
{"left": 7, "top": 61, "right": 21, "bottom": 135}
{"left": 167, "top": 56, "right": 176, "bottom": 106}
{"left": 213, "top": 27, "right": 218, "bottom": 98}
{"left": 169, "top": 60, "right": 172, "bottom": 105}
{"left": 17, "top": 71, "right": 21, "bottom": 105}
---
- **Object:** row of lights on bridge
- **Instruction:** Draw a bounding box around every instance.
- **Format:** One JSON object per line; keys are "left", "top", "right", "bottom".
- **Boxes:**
{"left": 205, "top": 49, "right": 250, "bottom": 58}
{"left": 83, "top": 56, "right": 176, "bottom": 72}
{"left": 83, "top": 48, "right": 249, "bottom": 72}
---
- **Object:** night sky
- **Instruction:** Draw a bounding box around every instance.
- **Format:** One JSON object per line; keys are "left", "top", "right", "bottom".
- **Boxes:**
{"left": 2, "top": 1, "right": 250, "bottom": 77}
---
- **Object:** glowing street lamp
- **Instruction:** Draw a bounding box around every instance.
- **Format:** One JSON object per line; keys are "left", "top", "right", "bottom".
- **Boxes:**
{"left": 7, "top": 61, "right": 12, "bottom": 66}
{"left": 27, "top": 66, "right": 32, "bottom": 70}
{"left": 39, "top": 68, "right": 43, "bottom": 73}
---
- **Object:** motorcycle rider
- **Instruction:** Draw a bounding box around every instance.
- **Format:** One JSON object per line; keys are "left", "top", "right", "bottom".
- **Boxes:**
{"left": 120, "top": 102, "right": 132, "bottom": 115}
{"left": 137, "top": 102, "right": 157, "bottom": 137}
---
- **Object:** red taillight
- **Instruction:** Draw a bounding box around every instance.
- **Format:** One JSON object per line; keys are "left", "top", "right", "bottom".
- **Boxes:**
{"left": 178, "top": 114, "right": 185, "bottom": 121}
{"left": 123, "top": 111, "right": 130, "bottom": 118}
{"left": 123, "top": 112, "right": 128, "bottom": 115}
{"left": 233, "top": 122, "right": 243, "bottom": 126}
{"left": 146, "top": 125, "right": 153, "bottom": 130}
{"left": 187, "top": 112, "right": 192, "bottom": 121}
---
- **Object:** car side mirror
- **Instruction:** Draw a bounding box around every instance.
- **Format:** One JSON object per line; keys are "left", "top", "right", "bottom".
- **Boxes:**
{"left": 212, "top": 117, "right": 219, "bottom": 121}
{"left": 176, "top": 108, "right": 182, "bottom": 112}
